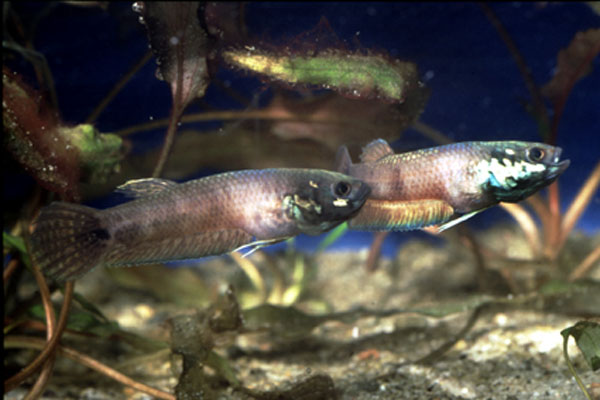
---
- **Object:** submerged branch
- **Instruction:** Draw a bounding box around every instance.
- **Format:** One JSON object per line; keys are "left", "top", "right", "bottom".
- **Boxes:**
{"left": 559, "top": 161, "right": 600, "bottom": 253}
{"left": 569, "top": 246, "right": 600, "bottom": 282}
{"left": 4, "top": 336, "right": 175, "bottom": 400}
{"left": 500, "top": 203, "right": 541, "bottom": 257}
{"left": 86, "top": 51, "right": 153, "bottom": 124}
{"left": 24, "top": 261, "right": 57, "bottom": 400}
{"left": 480, "top": 4, "right": 550, "bottom": 137}
{"left": 4, "top": 282, "right": 74, "bottom": 392}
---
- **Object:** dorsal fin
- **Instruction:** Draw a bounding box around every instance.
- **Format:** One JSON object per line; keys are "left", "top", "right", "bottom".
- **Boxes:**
{"left": 335, "top": 145, "right": 353, "bottom": 173}
{"left": 359, "top": 139, "right": 394, "bottom": 163}
{"left": 115, "top": 178, "right": 178, "bottom": 198}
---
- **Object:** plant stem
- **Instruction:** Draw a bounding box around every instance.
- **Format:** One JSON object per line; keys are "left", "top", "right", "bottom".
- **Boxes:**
{"left": 86, "top": 51, "right": 153, "bottom": 124}
{"left": 4, "top": 282, "right": 74, "bottom": 392}
{"left": 4, "top": 336, "right": 176, "bottom": 400}
{"left": 562, "top": 334, "right": 593, "bottom": 400}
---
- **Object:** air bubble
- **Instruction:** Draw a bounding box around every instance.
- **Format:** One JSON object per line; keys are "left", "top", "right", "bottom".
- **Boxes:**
{"left": 132, "top": 2, "right": 144, "bottom": 13}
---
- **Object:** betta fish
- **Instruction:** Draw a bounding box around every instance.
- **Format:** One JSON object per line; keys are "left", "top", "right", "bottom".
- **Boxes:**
{"left": 30, "top": 169, "right": 370, "bottom": 281}
{"left": 336, "top": 139, "right": 569, "bottom": 232}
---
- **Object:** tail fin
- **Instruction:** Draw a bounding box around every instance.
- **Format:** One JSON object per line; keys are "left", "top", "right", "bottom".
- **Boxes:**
{"left": 335, "top": 145, "right": 352, "bottom": 174}
{"left": 30, "top": 202, "right": 111, "bottom": 281}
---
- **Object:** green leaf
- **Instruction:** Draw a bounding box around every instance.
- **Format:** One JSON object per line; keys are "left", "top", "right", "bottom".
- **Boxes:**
{"left": 68, "top": 290, "right": 110, "bottom": 322}
{"left": 316, "top": 222, "right": 348, "bottom": 253}
{"left": 3, "top": 232, "right": 26, "bottom": 254}
{"left": 561, "top": 321, "right": 600, "bottom": 371}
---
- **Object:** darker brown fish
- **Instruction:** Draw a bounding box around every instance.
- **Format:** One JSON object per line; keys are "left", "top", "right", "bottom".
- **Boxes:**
{"left": 30, "top": 169, "right": 370, "bottom": 281}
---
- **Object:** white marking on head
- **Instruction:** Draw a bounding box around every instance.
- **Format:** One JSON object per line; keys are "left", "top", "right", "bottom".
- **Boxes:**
{"left": 333, "top": 198, "right": 349, "bottom": 207}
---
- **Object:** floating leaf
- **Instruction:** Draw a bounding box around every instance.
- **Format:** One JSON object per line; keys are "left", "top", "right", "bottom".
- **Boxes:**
{"left": 223, "top": 47, "right": 421, "bottom": 104}
{"left": 561, "top": 321, "right": 600, "bottom": 371}
{"left": 133, "top": 2, "right": 210, "bottom": 177}
{"left": 542, "top": 28, "right": 600, "bottom": 103}
{"left": 134, "top": 1, "right": 209, "bottom": 108}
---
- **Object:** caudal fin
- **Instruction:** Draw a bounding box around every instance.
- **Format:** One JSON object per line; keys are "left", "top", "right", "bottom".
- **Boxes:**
{"left": 30, "top": 202, "right": 111, "bottom": 281}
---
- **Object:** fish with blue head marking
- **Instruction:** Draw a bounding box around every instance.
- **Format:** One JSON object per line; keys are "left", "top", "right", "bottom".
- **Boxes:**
{"left": 335, "top": 139, "right": 569, "bottom": 231}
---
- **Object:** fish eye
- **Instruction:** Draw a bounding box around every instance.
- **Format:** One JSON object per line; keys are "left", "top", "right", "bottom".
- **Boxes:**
{"left": 334, "top": 181, "right": 352, "bottom": 197}
{"left": 527, "top": 147, "right": 545, "bottom": 162}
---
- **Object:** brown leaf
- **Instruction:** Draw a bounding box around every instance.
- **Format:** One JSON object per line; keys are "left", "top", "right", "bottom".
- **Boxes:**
{"left": 261, "top": 89, "right": 429, "bottom": 152}
{"left": 134, "top": 1, "right": 209, "bottom": 107}
{"left": 542, "top": 28, "right": 600, "bottom": 103}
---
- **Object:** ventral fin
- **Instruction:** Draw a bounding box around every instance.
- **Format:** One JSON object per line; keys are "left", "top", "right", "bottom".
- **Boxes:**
{"left": 234, "top": 237, "right": 288, "bottom": 258}
{"left": 428, "top": 208, "right": 488, "bottom": 233}
{"left": 359, "top": 139, "right": 394, "bottom": 163}
{"left": 116, "top": 178, "right": 178, "bottom": 198}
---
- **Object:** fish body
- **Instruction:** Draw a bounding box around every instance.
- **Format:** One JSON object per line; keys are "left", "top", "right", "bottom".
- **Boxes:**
{"left": 30, "top": 168, "right": 370, "bottom": 281}
{"left": 336, "top": 139, "right": 569, "bottom": 231}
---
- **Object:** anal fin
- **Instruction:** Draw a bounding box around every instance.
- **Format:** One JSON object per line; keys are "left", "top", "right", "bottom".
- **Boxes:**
{"left": 348, "top": 199, "right": 455, "bottom": 231}
{"left": 104, "top": 229, "right": 255, "bottom": 266}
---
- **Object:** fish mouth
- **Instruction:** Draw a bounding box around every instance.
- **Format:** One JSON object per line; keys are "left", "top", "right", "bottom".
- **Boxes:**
{"left": 548, "top": 147, "right": 570, "bottom": 179}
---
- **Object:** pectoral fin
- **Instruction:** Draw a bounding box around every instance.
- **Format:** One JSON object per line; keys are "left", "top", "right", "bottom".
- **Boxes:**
{"left": 348, "top": 199, "right": 455, "bottom": 231}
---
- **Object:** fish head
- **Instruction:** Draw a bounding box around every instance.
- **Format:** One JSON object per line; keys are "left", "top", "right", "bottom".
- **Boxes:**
{"left": 480, "top": 142, "right": 570, "bottom": 203}
{"left": 286, "top": 172, "right": 370, "bottom": 235}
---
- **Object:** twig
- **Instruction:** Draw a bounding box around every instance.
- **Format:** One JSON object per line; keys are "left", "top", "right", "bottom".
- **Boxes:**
{"left": 499, "top": 202, "right": 542, "bottom": 257}
{"left": 558, "top": 161, "right": 600, "bottom": 254}
{"left": 479, "top": 3, "right": 550, "bottom": 137}
{"left": 568, "top": 245, "right": 600, "bottom": 282}
{"left": 525, "top": 194, "right": 552, "bottom": 242}
{"left": 4, "top": 336, "right": 176, "bottom": 400}
{"left": 457, "top": 226, "right": 491, "bottom": 292}
{"left": 152, "top": 101, "right": 183, "bottom": 178}
{"left": 548, "top": 38, "right": 600, "bottom": 146}
{"left": 86, "top": 51, "right": 154, "bottom": 124}
{"left": 365, "top": 232, "right": 388, "bottom": 272}
{"left": 24, "top": 261, "right": 57, "bottom": 400}
{"left": 4, "top": 282, "right": 74, "bottom": 392}
{"left": 3, "top": 258, "right": 20, "bottom": 285}
{"left": 411, "top": 120, "right": 453, "bottom": 145}
{"left": 415, "top": 303, "right": 486, "bottom": 365}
